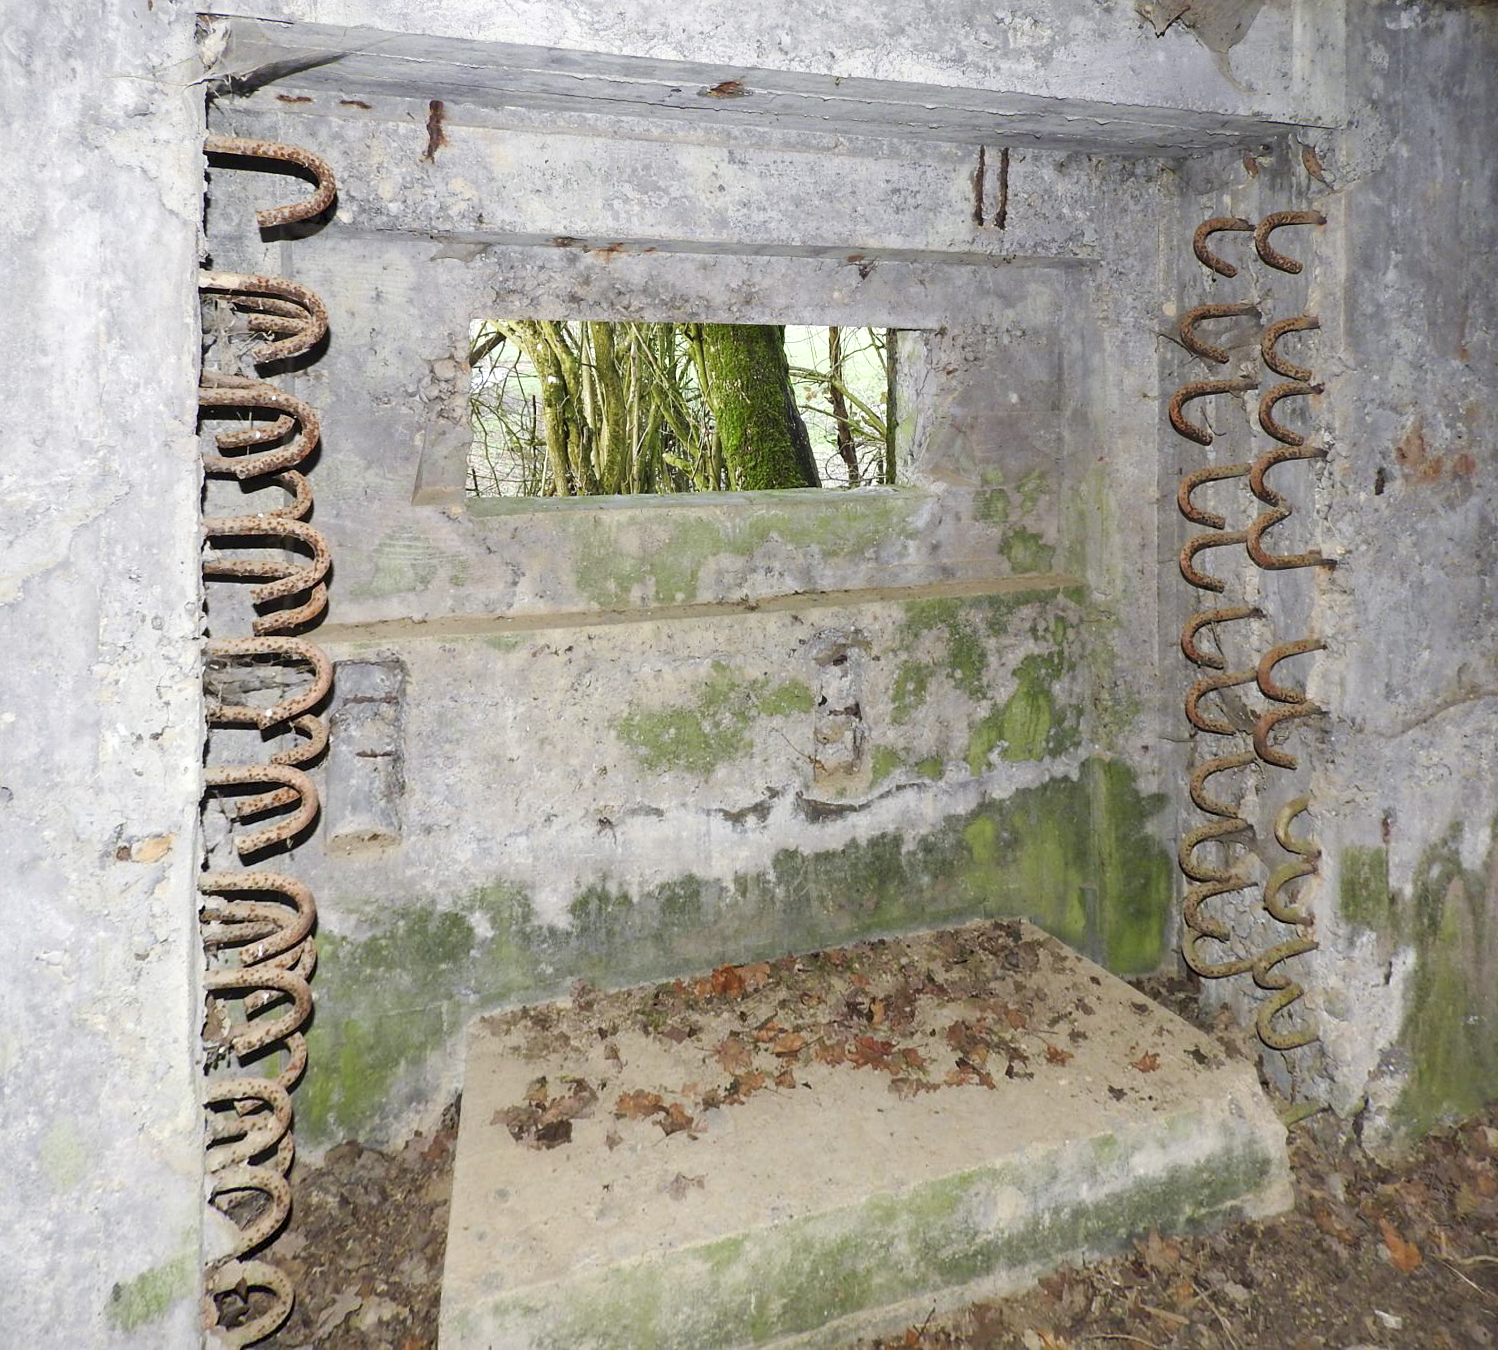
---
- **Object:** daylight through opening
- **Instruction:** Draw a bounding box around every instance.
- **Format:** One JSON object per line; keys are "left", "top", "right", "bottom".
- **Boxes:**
{"left": 467, "top": 321, "right": 896, "bottom": 498}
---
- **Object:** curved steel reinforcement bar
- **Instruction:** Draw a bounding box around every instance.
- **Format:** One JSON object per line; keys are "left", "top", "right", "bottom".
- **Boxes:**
{"left": 204, "top": 136, "right": 337, "bottom": 227}
{"left": 197, "top": 137, "right": 335, "bottom": 1348}
{"left": 1261, "top": 315, "right": 1320, "bottom": 383}
{"left": 199, "top": 272, "right": 328, "bottom": 364}
{"left": 1193, "top": 216, "right": 1254, "bottom": 278}
{"left": 1180, "top": 302, "right": 1260, "bottom": 365}
{"left": 1169, "top": 376, "right": 1259, "bottom": 446}
{"left": 1254, "top": 211, "right": 1326, "bottom": 275}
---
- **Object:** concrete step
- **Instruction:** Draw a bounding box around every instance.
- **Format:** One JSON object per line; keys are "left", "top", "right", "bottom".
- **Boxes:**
{"left": 438, "top": 920, "right": 1290, "bottom": 1349}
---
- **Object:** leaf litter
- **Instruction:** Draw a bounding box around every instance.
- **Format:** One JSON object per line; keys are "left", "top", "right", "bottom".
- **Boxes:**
{"left": 247, "top": 945, "right": 1498, "bottom": 1349}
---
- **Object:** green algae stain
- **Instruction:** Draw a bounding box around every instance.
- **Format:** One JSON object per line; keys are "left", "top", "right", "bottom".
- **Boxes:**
{"left": 351, "top": 526, "right": 447, "bottom": 600}
{"left": 613, "top": 662, "right": 812, "bottom": 775}
{"left": 870, "top": 745, "right": 905, "bottom": 787}
{"left": 297, "top": 761, "right": 1173, "bottom": 1143}
{"left": 965, "top": 651, "right": 1081, "bottom": 775}
{"left": 566, "top": 492, "right": 921, "bottom": 606}
{"left": 1339, "top": 845, "right": 1391, "bottom": 932}
{"left": 914, "top": 755, "right": 945, "bottom": 781}
{"left": 891, "top": 659, "right": 934, "bottom": 724}
{"left": 1339, "top": 828, "right": 1498, "bottom": 1141}
{"left": 1001, "top": 526, "right": 1056, "bottom": 574}
{"left": 106, "top": 1251, "right": 195, "bottom": 1333}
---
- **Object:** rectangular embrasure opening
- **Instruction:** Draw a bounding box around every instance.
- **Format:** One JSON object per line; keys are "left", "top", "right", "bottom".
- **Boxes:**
{"left": 467, "top": 319, "right": 899, "bottom": 498}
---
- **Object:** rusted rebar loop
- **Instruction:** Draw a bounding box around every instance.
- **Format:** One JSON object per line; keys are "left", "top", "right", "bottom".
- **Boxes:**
{"left": 1256, "top": 797, "right": 1321, "bottom": 1055}
{"left": 199, "top": 272, "right": 328, "bottom": 363}
{"left": 198, "top": 140, "right": 334, "bottom": 1347}
{"left": 205, "top": 1259, "right": 295, "bottom": 1350}
{"left": 1252, "top": 639, "right": 1327, "bottom": 770}
{"left": 1179, "top": 302, "right": 1260, "bottom": 365}
{"left": 1168, "top": 376, "right": 1259, "bottom": 446}
{"left": 1262, "top": 315, "right": 1320, "bottom": 383}
{"left": 205, "top": 136, "right": 337, "bottom": 227}
{"left": 1193, "top": 216, "right": 1254, "bottom": 278}
{"left": 199, "top": 372, "right": 320, "bottom": 478}
{"left": 1254, "top": 210, "right": 1326, "bottom": 275}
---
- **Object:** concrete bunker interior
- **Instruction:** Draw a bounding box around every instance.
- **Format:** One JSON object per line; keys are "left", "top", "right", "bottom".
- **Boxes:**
{"left": 6, "top": 2, "right": 1498, "bottom": 1346}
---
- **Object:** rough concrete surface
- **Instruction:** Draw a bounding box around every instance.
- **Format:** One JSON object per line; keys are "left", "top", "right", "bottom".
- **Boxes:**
{"left": 0, "top": 2, "right": 205, "bottom": 1346}
{"left": 440, "top": 921, "right": 1289, "bottom": 1348}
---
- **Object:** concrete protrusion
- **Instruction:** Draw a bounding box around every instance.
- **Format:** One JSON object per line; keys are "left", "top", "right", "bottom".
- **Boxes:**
{"left": 326, "top": 656, "right": 407, "bottom": 854}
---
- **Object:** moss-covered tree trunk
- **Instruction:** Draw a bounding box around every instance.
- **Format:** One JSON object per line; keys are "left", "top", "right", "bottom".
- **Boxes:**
{"left": 702, "top": 325, "right": 820, "bottom": 490}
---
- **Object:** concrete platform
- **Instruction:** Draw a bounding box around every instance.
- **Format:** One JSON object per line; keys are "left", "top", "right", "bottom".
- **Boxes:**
{"left": 439, "top": 921, "right": 1291, "bottom": 1349}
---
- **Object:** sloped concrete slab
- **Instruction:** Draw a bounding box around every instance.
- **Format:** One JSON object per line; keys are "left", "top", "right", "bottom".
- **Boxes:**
{"left": 439, "top": 921, "right": 1290, "bottom": 1348}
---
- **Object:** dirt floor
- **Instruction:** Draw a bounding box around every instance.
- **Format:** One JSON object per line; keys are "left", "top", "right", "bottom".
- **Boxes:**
{"left": 254, "top": 960, "right": 1498, "bottom": 1350}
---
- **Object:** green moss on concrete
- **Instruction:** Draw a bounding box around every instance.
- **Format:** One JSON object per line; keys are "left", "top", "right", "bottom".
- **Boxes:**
{"left": 1339, "top": 846, "right": 1391, "bottom": 931}
{"left": 870, "top": 746, "right": 904, "bottom": 787}
{"left": 965, "top": 651, "right": 1081, "bottom": 775}
{"left": 301, "top": 760, "right": 1172, "bottom": 1143}
{"left": 1339, "top": 827, "right": 1498, "bottom": 1142}
{"left": 975, "top": 487, "right": 1009, "bottom": 525}
{"left": 457, "top": 1112, "right": 1277, "bottom": 1348}
{"left": 891, "top": 659, "right": 934, "bottom": 724}
{"left": 914, "top": 755, "right": 945, "bottom": 781}
{"left": 350, "top": 526, "right": 449, "bottom": 600}
{"left": 1001, "top": 527, "right": 1056, "bottom": 574}
{"left": 106, "top": 1251, "right": 195, "bottom": 1333}
{"left": 559, "top": 492, "right": 922, "bottom": 606}
{"left": 614, "top": 662, "right": 812, "bottom": 775}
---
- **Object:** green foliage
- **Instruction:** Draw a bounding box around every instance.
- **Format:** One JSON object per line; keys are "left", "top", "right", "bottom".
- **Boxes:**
{"left": 468, "top": 321, "right": 892, "bottom": 498}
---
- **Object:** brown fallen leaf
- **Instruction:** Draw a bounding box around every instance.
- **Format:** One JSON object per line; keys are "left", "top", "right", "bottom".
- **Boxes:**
{"left": 523, "top": 1076, "right": 549, "bottom": 1106}
{"left": 724, "top": 1071, "right": 767, "bottom": 1104}
{"left": 899, "top": 1046, "right": 927, "bottom": 1072}
{"left": 1379, "top": 1216, "right": 1422, "bottom": 1273}
{"left": 614, "top": 1089, "right": 664, "bottom": 1120}
{"left": 665, "top": 1172, "right": 705, "bottom": 1200}
{"left": 659, "top": 1024, "right": 693, "bottom": 1044}
{"left": 1045, "top": 1044, "right": 1074, "bottom": 1066}
{"left": 710, "top": 963, "right": 746, "bottom": 999}
{"left": 774, "top": 1066, "right": 796, "bottom": 1089}
{"left": 814, "top": 1038, "right": 848, "bottom": 1066}
{"left": 771, "top": 1031, "right": 807, "bottom": 1057}
{"left": 715, "top": 1035, "right": 753, "bottom": 1073}
{"left": 534, "top": 1118, "right": 572, "bottom": 1149}
{"left": 701, "top": 78, "right": 749, "bottom": 98}
{"left": 1132, "top": 1051, "right": 1161, "bottom": 1073}
{"left": 887, "top": 1076, "right": 935, "bottom": 1100}
{"left": 657, "top": 1102, "right": 696, "bottom": 1137}
{"left": 1136, "top": 1229, "right": 1181, "bottom": 1270}
{"left": 1310, "top": 1198, "right": 1358, "bottom": 1245}
{"left": 850, "top": 1035, "right": 895, "bottom": 1070}
{"left": 752, "top": 1017, "right": 786, "bottom": 1044}
{"left": 740, "top": 961, "right": 772, "bottom": 993}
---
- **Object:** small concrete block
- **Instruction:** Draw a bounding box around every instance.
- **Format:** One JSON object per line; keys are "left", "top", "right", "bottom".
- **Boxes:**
{"left": 336, "top": 657, "right": 406, "bottom": 704}
{"left": 439, "top": 921, "right": 1291, "bottom": 1349}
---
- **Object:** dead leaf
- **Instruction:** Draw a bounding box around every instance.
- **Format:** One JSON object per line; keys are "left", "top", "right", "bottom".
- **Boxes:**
{"left": 604, "top": 1129, "right": 622, "bottom": 1151}
{"left": 814, "top": 1038, "right": 848, "bottom": 1066}
{"left": 710, "top": 964, "right": 746, "bottom": 999}
{"left": 524, "top": 1076, "right": 548, "bottom": 1105}
{"left": 1379, "top": 1216, "right": 1423, "bottom": 1273}
{"left": 774, "top": 1066, "right": 797, "bottom": 1089}
{"left": 752, "top": 1017, "right": 786, "bottom": 1043}
{"left": 724, "top": 1071, "right": 768, "bottom": 1104}
{"left": 740, "top": 961, "right": 772, "bottom": 992}
{"left": 534, "top": 1118, "right": 571, "bottom": 1148}
{"left": 715, "top": 1035, "right": 753, "bottom": 1073}
{"left": 887, "top": 1076, "right": 934, "bottom": 1100}
{"left": 1310, "top": 1199, "right": 1358, "bottom": 1245}
{"left": 659, "top": 1024, "right": 692, "bottom": 1043}
{"left": 657, "top": 1103, "right": 696, "bottom": 1137}
{"left": 771, "top": 1031, "right": 807, "bottom": 1057}
{"left": 614, "top": 1089, "right": 664, "bottom": 1120}
{"left": 1132, "top": 1051, "right": 1161, "bottom": 1073}
{"left": 899, "top": 1046, "right": 927, "bottom": 1072}
{"left": 850, "top": 1035, "right": 895, "bottom": 1070}
{"left": 665, "top": 1172, "right": 704, "bottom": 1201}
{"left": 1136, "top": 1229, "right": 1181, "bottom": 1271}
{"left": 700, "top": 78, "right": 749, "bottom": 98}
{"left": 1045, "top": 1044, "right": 1073, "bottom": 1066}
{"left": 869, "top": 998, "right": 887, "bottom": 1027}
{"left": 1243, "top": 153, "right": 1260, "bottom": 179}
{"left": 1001, "top": 1003, "right": 1028, "bottom": 1030}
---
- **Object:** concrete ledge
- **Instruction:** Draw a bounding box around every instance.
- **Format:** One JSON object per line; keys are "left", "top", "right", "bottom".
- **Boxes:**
{"left": 439, "top": 922, "right": 1290, "bottom": 1348}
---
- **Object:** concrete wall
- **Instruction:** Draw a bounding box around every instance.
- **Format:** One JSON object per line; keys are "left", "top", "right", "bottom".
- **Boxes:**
{"left": 1156, "top": 2, "right": 1498, "bottom": 1155}
{"left": 201, "top": 69, "right": 1194, "bottom": 1144}
{"left": 4, "top": 5, "right": 1493, "bottom": 1342}
{"left": 0, "top": 3, "right": 205, "bottom": 1346}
